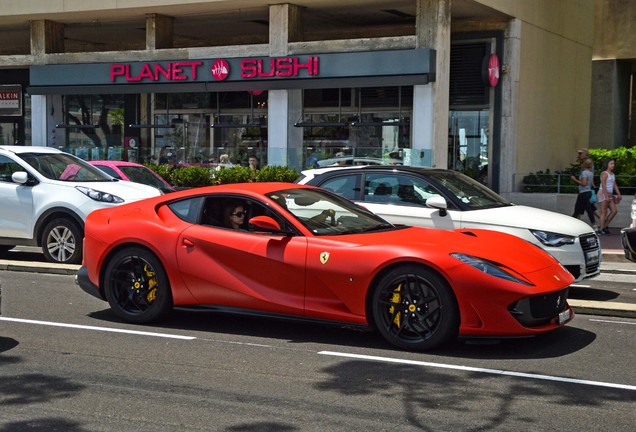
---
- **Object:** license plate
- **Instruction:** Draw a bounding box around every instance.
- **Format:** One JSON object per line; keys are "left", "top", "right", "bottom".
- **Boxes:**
{"left": 586, "top": 250, "right": 599, "bottom": 264}
{"left": 558, "top": 308, "right": 572, "bottom": 324}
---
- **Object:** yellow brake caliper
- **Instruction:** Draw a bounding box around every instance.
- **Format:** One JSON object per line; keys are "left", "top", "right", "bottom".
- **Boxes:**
{"left": 389, "top": 284, "right": 402, "bottom": 328}
{"left": 144, "top": 264, "right": 158, "bottom": 303}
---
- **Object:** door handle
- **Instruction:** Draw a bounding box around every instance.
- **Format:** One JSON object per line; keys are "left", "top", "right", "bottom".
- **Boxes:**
{"left": 182, "top": 238, "right": 195, "bottom": 248}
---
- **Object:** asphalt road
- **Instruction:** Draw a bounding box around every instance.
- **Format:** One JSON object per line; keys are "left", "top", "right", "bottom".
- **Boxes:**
{"left": 1, "top": 271, "right": 635, "bottom": 431}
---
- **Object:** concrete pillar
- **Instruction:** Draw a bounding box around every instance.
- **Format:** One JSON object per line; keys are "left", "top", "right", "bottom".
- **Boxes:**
{"left": 589, "top": 59, "right": 631, "bottom": 149}
{"left": 30, "top": 95, "right": 48, "bottom": 146}
{"left": 267, "top": 4, "right": 304, "bottom": 169}
{"left": 411, "top": 85, "right": 434, "bottom": 166}
{"left": 30, "top": 20, "right": 64, "bottom": 55}
{"left": 269, "top": 3, "right": 303, "bottom": 54}
{"left": 414, "top": 0, "right": 450, "bottom": 168}
{"left": 500, "top": 19, "right": 521, "bottom": 194}
{"left": 146, "top": 14, "right": 174, "bottom": 50}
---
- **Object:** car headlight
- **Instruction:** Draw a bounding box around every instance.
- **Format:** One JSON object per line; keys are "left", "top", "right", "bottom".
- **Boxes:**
{"left": 530, "top": 230, "right": 575, "bottom": 247}
{"left": 450, "top": 253, "right": 532, "bottom": 286}
{"left": 75, "top": 186, "right": 125, "bottom": 203}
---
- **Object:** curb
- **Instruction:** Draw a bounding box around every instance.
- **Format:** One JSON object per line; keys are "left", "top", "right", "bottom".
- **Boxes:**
{"left": 569, "top": 299, "right": 636, "bottom": 319}
{"left": 0, "top": 261, "right": 80, "bottom": 276}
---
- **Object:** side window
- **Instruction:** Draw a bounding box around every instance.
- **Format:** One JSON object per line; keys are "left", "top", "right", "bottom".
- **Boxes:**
{"left": 364, "top": 173, "right": 439, "bottom": 206}
{"left": 168, "top": 197, "right": 204, "bottom": 223}
{"left": 318, "top": 174, "right": 360, "bottom": 200}
{"left": 0, "top": 155, "right": 23, "bottom": 183}
{"left": 199, "top": 195, "right": 293, "bottom": 234}
{"left": 364, "top": 174, "right": 399, "bottom": 203}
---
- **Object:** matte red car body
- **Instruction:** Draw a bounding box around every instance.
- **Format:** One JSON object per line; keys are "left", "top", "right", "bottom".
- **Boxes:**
{"left": 80, "top": 182, "right": 574, "bottom": 339}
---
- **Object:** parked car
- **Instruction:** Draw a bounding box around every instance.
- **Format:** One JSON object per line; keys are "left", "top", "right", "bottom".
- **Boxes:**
{"left": 296, "top": 165, "right": 601, "bottom": 282}
{"left": 620, "top": 195, "right": 636, "bottom": 262}
{"left": 89, "top": 160, "right": 175, "bottom": 193}
{"left": 316, "top": 156, "right": 400, "bottom": 168}
{"left": 76, "top": 182, "right": 574, "bottom": 351}
{"left": 0, "top": 146, "right": 162, "bottom": 264}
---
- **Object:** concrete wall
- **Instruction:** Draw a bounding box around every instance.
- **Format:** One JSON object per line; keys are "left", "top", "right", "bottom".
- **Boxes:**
{"left": 502, "top": 192, "right": 634, "bottom": 229}
{"left": 477, "top": 0, "right": 595, "bottom": 192}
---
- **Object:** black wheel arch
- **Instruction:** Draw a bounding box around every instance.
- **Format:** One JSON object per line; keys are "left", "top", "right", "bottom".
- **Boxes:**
{"left": 34, "top": 207, "right": 85, "bottom": 247}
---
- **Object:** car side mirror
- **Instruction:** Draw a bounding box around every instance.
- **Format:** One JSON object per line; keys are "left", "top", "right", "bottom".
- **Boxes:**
{"left": 12, "top": 171, "right": 29, "bottom": 185}
{"left": 249, "top": 215, "right": 291, "bottom": 235}
{"left": 426, "top": 195, "right": 448, "bottom": 217}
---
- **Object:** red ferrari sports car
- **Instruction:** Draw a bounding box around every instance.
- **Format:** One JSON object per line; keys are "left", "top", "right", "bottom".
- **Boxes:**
{"left": 76, "top": 182, "right": 574, "bottom": 350}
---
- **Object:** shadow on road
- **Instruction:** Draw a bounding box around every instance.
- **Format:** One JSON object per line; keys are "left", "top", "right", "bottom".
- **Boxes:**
{"left": 87, "top": 307, "right": 596, "bottom": 360}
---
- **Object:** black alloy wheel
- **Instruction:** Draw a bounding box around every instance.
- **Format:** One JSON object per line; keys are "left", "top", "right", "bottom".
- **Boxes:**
{"left": 104, "top": 247, "right": 173, "bottom": 324}
{"left": 371, "top": 265, "right": 459, "bottom": 351}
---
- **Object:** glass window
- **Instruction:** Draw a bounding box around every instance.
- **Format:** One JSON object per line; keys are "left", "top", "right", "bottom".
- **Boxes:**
{"left": 316, "top": 174, "right": 361, "bottom": 200}
{"left": 61, "top": 94, "right": 125, "bottom": 157}
{"left": 300, "top": 87, "right": 411, "bottom": 170}
{"left": 363, "top": 173, "right": 439, "bottom": 206}
{"left": 168, "top": 197, "right": 204, "bottom": 224}
{"left": 0, "top": 155, "right": 23, "bottom": 182}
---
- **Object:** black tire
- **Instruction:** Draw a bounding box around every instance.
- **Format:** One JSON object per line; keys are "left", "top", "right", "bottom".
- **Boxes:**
{"left": 370, "top": 265, "right": 459, "bottom": 351}
{"left": 41, "top": 218, "right": 83, "bottom": 264}
{"left": 103, "top": 247, "right": 173, "bottom": 324}
{"left": 0, "top": 245, "right": 16, "bottom": 256}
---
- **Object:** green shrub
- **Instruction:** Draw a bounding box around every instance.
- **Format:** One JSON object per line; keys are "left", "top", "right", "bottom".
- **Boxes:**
{"left": 169, "top": 166, "right": 214, "bottom": 187}
{"left": 211, "top": 165, "right": 255, "bottom": 184}
{"left": 146, "top": 163, "right": 173, "bottom": 183}
{"left": 254, "top": 165, "right": 299, "bottom": 183}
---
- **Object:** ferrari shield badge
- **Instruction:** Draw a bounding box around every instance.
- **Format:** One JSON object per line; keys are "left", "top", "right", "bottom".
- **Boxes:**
{"left": 320, "top": 251, "right": 330, "bottom": 265}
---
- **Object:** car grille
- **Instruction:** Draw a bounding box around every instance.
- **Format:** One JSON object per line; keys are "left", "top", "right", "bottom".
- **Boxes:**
{"left": 580, "top": 233, "right": 600, "bottom": 275}
{"left": 508, "top": 288, "right": 569, "bottom": 327}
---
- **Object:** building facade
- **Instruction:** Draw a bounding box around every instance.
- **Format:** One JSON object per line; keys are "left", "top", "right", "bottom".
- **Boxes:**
{"left": 0, "top": 0, "right": 598, "bottom": 193}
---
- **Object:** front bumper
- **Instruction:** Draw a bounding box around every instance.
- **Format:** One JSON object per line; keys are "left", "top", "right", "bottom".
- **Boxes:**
{"left": 75, "top": 266, "right": 105, "bottom": 301}
{"left": 508, "top": 287, "right": 573, "bottom": 327}
{"left": 549, "top": 233, "right": 601, "bottom": 281}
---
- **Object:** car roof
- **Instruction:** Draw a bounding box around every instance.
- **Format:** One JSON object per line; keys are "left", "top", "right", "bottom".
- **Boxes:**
{"left": 301, "top": 165, "right": 451, "bottom": 177}
{"left": 0, "top": 145, "right": 63, "bottom": 154}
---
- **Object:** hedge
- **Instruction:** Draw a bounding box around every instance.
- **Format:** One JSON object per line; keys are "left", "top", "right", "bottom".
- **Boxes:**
{"left": 146, "top": 163, "right": 299, "bottom": 188}
{"left": 521, "top": 147, "right": 636, "bottom": 194}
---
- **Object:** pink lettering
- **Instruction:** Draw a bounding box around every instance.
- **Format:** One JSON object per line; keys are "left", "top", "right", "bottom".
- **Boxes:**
{"left": 110, "top": 64, "right": 126, "bottom": 81}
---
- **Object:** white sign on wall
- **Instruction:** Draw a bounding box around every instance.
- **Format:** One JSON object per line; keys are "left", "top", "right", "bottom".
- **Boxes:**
{"left": 0, "top": 85, "right": 22, "bottom": 116}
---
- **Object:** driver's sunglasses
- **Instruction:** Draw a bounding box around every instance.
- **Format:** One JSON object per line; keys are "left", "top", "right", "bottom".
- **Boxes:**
{"left": 231, "top": 210, "right": 247, "bottom": 217}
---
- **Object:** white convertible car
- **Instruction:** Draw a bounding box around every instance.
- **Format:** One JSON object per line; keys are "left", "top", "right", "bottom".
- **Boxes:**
{"left": 297, "top": 165, "right": 602, "bottom": 282}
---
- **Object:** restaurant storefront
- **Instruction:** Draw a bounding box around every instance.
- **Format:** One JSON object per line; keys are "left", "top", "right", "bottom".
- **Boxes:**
{"left": 28, "top": 49, "right": 436, "bottom": 171}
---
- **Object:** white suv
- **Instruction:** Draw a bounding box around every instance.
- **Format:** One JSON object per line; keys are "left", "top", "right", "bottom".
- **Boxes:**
{"left": 0, "top": 146, "right": 162, "bottom": 264}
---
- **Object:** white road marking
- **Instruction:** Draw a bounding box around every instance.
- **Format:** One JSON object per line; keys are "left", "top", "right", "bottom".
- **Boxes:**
{"left": 318, "top": 351, "right": 636, "bottom": 391}
{"left": 0, "top": 317, "right": 196, "bottom": 340}
{"left": 590, "top": 318, "right": 636, "bottom": 325}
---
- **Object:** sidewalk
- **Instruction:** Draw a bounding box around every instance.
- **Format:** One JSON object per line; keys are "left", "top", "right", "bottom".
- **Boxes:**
{"left": 598, "top": 227, "right": 628, "bottom": 262}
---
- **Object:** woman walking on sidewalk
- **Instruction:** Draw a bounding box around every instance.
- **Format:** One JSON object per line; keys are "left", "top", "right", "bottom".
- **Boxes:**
{"left": 571, "top": 158, "right": 596, "bottom": 226}
{"left": 597, "top": 158, "right": 622, "bottom": 235}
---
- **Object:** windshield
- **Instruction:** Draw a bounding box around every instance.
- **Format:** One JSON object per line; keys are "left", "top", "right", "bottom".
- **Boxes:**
{"left": 427, "top": 171, "right": 512, "bottom": 210}
{"left": 19, "top": 152, "right": 114, "bottom": 182}
{"left": 267, "top": 188, "right": 395, "bottom": 236}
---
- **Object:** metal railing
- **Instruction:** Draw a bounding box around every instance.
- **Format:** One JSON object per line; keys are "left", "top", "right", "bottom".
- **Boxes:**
{"left": 517, "top": 173, "right": 636, "bottom": 194}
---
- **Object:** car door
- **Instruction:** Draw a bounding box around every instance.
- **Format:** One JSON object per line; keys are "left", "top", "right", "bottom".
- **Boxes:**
{"left": 0, "top": 155, "right": 35, "bottom": 239}
{"left": 174, "top": 195, "right": 308, "bottom": 315}
{"left": 318, "top": 171, "right": 461, "bottom": 230}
